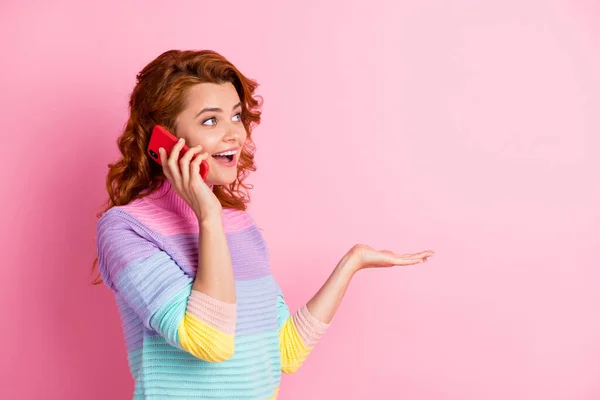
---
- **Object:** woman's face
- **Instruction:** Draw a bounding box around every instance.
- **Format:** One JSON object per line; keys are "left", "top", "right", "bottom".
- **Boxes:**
{"left": 174, "top": 82, "right": 247, "bottom": 186}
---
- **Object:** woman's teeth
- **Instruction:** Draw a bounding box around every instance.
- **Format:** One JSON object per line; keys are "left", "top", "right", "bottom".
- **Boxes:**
{"left": 212, "top": 150, "right": 236, "bottom": 162}
{"left": 213, "top": 155, "right": 233, "bottom": 162}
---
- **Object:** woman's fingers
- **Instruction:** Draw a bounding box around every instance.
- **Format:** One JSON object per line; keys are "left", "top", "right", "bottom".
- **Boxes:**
{"left": 392, "top": 257, "right": 423, "bottom": 266}
{"left": 371, "top": 254, "right": 421, "bottom": 268}
{"left": 165, "top": 138, "right": 187, "bottom": 189}
{"left": 370, "top": 249, "right": 435, "bottom": 267}
{"left": 158, "top": 148, "right": 171, "bottom": 181}
{"left": 382, "top": 250, "right": 434, "bottom": 259}
{"left": 189, "top": 151, "right": 210, "bottom": 184}
{"left": 397, "top": 250, "right": 434, "bottom": 257}
{"left": 180, "top": 144, "right": 204, "bottom": 187}
{"left": 397, "top": 250, "right": 435, "bottom": 265}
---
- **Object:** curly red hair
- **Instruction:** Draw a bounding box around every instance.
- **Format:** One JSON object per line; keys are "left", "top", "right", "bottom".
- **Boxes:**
{"left": 90, "top": 49, "right": 263, "bottom": 285}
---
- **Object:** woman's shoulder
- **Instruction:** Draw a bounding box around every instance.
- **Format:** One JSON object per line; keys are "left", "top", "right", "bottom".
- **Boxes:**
{"left": 97, "top": 199, "right": 171, "bottom": 243}
{"left": 98, "top": 201, "right": 150, "bottom": 227}
{"left": 96, "top": 206, "right": 151, "bottom": 238}
{"left": 97, "top": 205, "right": 133, "bottom": 226}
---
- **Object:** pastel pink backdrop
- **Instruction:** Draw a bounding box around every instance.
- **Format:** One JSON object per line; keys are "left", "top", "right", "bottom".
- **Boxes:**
{"left": 1, "top": 1, "right": 598, "bottom": 399}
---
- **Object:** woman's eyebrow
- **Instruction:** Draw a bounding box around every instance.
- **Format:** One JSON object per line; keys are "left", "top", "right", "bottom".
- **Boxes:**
{"left": 195, "top": 102, "right": 242, "bottom": 118}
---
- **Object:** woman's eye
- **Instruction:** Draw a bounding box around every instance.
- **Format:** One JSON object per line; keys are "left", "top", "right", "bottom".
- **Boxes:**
{"left": 203, "top": 113, "right": 241, "bottom": 126}
{"left": 203, "top": 117, "right": 217, "bottom": 126}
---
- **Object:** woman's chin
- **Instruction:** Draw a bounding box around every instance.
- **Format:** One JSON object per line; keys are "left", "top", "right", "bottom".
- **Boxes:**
{"left": 205, "top": 159, "right": 238, "bottom": 186}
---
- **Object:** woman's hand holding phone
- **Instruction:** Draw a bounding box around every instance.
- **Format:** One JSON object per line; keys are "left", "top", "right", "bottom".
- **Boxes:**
{"left": 159, "top": 138, "right": 222, "bottom": 223}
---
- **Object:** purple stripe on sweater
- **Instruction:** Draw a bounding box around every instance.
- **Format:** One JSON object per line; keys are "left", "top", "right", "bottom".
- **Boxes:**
{"left": 227, "top": 226, "right": 273, "bottom": 280}
{"left": 98, "top": 208, "right": 272, "bottom": 287}
{"left": 96, "top": 208, "right": 164, "bottom": 289}
{"left": 116, "top": 296, "right": 146, "bottom": 354}
{"left": 234, "top": 276, "right": 278, "bottom": 335}
{"left": 163, "top": 225, "right": 273, "bottom": 281}
{"left": 113, "top": 252, "right": 193, "bottom": 328}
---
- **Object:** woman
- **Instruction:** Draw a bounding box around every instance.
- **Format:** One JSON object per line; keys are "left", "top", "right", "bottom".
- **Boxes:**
{"left": 93, "top": 49, "right": 435, "bottom": 400}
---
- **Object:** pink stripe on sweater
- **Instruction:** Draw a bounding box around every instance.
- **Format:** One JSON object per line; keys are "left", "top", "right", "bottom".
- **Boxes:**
{"left": 120, "top": 180, "right": 254, "bottom": 236}
{"left": 291, "top": 305, "right": 330, "bottom": 348}
{"left": 120, "top": 200, "right": 197, "bottom": 235}
{"left": 186, "top": 290, "right": 237, "bottom": 335}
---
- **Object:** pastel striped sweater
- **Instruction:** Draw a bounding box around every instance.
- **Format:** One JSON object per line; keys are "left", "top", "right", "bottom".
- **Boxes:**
{"left": 96, "top": 179, "right": 330, "bottom": 399}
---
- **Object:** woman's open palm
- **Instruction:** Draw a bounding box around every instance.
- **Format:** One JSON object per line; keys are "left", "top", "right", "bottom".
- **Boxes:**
{"left": 348, "top": 244, "right": 435, "bottom": 271}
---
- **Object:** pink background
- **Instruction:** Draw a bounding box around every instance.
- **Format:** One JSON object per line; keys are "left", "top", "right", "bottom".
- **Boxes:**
{"left": 1, "top": 1, "right": 599, "bottom": 399}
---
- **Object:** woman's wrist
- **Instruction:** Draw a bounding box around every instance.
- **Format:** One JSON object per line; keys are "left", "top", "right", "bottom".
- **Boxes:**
{"left": 336, "top": 252, "right": 361, "bottom": 276}
{"left": 197, "top": 214, "right": 222, "bottom": 228}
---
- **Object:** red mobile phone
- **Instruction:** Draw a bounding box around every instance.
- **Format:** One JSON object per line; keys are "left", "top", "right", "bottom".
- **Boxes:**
{"left": 147, "top": 125, "right": 209, "bottom": 181}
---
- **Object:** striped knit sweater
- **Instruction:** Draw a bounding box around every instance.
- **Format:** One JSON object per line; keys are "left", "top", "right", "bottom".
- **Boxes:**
{"left": 96, "top": 179, "right": 330, "bottom": 399}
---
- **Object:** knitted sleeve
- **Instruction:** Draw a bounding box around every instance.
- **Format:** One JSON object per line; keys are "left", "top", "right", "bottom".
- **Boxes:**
{"left": 275, "top": 281, "right": 330, "bottom": 374}
{"left": 96, "top": 208, "right": 236, "bottom": 362}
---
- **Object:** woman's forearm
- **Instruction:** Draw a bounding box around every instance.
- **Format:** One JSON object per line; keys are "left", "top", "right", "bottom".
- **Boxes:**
{"left": 305, "top": 253, "right": 357, "bottom": 324}
{"left": 192, "top": 217, "right": 236, "bottom": 303}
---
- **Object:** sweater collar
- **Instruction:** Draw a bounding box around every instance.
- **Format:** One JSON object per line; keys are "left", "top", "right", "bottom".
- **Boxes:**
{"left": 147, "top": 179, "right": 215, "bottom": 219}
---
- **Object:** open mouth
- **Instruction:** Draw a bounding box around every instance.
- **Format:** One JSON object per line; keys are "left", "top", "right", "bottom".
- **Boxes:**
{"left": 212, "top": 154, "right": 234, "bottom": 162}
